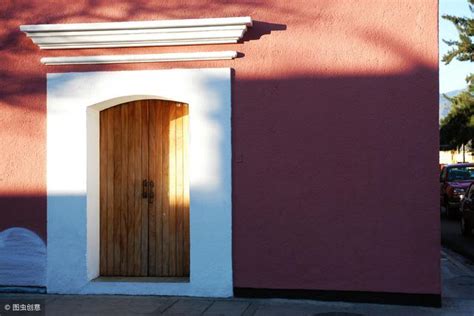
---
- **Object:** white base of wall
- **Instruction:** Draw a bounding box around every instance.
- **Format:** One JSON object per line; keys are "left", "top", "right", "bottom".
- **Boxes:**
{"left": 79, "top": 281, "right": 231, "bottom": 297}
{"left": 47, "top": 69, "right": 232, "bottom": 296}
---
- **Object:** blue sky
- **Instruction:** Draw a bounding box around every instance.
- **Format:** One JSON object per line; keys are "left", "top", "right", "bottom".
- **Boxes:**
{"left": 439, "top": 0, "right": 473, "bottom": 93}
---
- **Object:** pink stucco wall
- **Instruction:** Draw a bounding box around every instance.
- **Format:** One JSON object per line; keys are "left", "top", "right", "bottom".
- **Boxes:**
{"left": 0, "top": 0, "right": 439, "bottom": 294}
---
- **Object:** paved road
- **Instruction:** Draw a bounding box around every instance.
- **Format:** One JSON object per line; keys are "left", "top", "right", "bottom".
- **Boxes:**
{"left": 2, "top": 248, "right": 474, "bottom": 315}
{"left": 441, "top": 210, "right": 474, "bottom": 262}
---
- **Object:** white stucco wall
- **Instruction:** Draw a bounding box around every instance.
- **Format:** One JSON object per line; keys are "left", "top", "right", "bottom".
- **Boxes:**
{"left": 47, "top": 69, "right": 232, "bottom": 296}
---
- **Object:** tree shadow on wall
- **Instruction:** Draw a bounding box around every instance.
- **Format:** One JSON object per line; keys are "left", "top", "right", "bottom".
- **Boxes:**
{"left": 0, "top": 0, "right": 439, "bottom": 293}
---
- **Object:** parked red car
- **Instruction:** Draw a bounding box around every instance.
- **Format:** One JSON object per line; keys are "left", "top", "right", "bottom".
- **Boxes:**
{"left": 440, "top": 163, "right": 474, "bottom": 218}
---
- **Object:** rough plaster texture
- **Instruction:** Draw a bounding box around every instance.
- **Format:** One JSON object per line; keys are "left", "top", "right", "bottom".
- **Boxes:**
{"left": 0, "top": 0, "right": 439, "bottom": 294}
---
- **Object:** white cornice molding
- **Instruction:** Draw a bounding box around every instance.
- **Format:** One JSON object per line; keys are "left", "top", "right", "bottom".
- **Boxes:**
{"left": 20, "top": 17, "right": 252, "bottom": 50}
{"left": 40, "top": 51, "right": 238, "bottom": 65}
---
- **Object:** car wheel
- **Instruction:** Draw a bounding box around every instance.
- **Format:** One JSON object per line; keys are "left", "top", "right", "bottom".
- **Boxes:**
{"left": 461, "top": 216, "right": 471, "bottom": 236}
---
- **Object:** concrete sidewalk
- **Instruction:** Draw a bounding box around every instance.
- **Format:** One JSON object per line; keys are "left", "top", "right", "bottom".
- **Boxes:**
{"left": 1, "top": 247, "right": 474, "bottom": 315}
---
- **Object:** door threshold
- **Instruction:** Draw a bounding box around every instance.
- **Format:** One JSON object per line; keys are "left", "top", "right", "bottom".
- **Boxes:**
{"left": 92, "top": 276, "right": 190, "bottom": 283}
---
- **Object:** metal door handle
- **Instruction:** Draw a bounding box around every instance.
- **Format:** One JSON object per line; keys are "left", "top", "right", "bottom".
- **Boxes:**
{"left": 149, "top": 181, "right": 155, "bottom": 204}
{"left": 142, "top": 180, "right": 148, "bottom": 199}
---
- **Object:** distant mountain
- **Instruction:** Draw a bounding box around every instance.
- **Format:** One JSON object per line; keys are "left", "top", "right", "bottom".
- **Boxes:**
{"left": 440, "top": 89, "right": 464, "bottom": 122}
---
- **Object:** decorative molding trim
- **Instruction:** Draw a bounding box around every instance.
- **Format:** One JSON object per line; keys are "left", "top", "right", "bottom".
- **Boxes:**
{"left": 41, "top": 51, "right": 238, "bottom": 65}
{"left": 20, "top": 17, "right": 252, "bottom": 50}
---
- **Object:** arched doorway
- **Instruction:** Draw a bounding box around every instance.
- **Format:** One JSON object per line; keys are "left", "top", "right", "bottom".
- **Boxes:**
{"left": 99, "top": 99, "right": 190, "bottom": 277}
{"left": 47, "top": 68, "right": 232, "bottom": 296}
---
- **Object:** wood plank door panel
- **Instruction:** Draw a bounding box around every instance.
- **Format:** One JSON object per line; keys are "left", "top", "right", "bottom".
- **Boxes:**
{"left": 100, "top": 100, "right": 149, "bottom": 276}
{"left": 148, "top": 100, "right": 168, "bottom": 276}
{"left": 148, "top": 100, "right": 190, "bottom": 277}
{"left": 100, "top": 99, "right": 189, "bottom": 278}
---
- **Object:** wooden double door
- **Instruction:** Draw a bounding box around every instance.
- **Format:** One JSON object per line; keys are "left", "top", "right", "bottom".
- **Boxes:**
{"left": 99, "top": 99, "right": 189, "bottom": 277}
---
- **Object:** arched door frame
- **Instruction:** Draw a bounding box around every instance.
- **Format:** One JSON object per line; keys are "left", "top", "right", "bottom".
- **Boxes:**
{"left": 47, "top": 69, "right": 232, "bottom": 296}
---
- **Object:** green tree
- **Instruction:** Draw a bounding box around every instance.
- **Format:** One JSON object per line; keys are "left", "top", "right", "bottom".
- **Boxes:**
{"left": 442, "top": 0, "right": 474, "bottom": 64}
{"left": 441, "top": 0, "right": 474, "bottom": 161}
{"left": 440, "top": 91, "right": 474, "bottom": 151}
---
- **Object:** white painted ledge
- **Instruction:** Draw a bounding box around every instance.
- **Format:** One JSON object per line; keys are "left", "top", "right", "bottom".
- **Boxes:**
{"left": 20, "top": 17, "right": 252, "bottom": 49}
{"left": 41, "top": 51, "right": 238, "bottom": 65}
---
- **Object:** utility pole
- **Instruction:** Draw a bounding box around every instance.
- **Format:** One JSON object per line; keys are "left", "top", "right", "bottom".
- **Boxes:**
{"left": 463, "top": 144, "right": 466, "bottom": 163}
